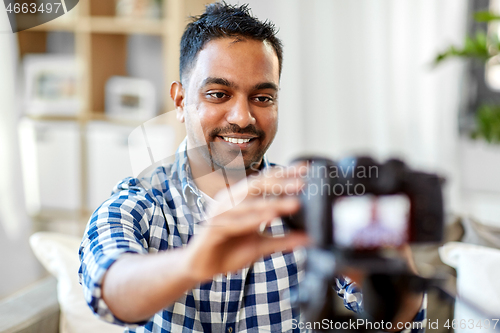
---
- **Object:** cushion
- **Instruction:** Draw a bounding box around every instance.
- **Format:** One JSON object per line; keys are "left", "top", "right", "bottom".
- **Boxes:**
{"left": 460, "top": 216, "right": 500, "bottom": 249}
{"left": 29, "top": 232, "right": 123, "bottom": 333}
{"left": 439, "top": 242, "right": 500, "bottom": 333}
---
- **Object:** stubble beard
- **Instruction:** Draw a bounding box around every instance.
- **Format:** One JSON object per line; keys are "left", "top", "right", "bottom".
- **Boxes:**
{"left": 205, "top": 124, "right": 268, "bottom": 172}
{"left": 208, "top": 143, "right": 265, "bottom": 172}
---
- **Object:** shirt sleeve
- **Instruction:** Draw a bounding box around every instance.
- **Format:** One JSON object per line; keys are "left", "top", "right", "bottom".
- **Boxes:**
{"left": 334, "top": 276, "right": 428, "bottom": 333}
{"left": 78, "top": 177, "right": 158, "bottom": 326}
{"left": 334, "top": 275, "right": 364, "bottom": 313}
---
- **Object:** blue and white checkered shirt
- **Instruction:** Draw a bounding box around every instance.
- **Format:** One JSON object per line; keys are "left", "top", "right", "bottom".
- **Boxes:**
{"left": 79, "top": 140, "right": 427, "bottom": 333}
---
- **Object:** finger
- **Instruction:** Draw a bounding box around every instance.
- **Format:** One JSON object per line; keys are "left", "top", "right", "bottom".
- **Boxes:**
{"left": 397, "top": 243, "right": 419, "bottom": 274}
{"left": 288, "top": 161, "right": 310, "bottom": 177}
{"left": 259, "top": 165, "right": 306, "bottom": 178}
{"left": 254, "top": 232, "right": 310, "bottom": 258}
{"left": 340, "top": 267, "right": 366, "bottom": 287}
{"left": 247, "top": 176, "right": 303, "bottom": 197}
{"left": 210, "top": 171, "right": 304, "bottom": 213}
{"left": 222, "top": 166, "right": 304, "bottom": 199}
{"left": 207, "top": 196, "right": 300, "bottom": 235}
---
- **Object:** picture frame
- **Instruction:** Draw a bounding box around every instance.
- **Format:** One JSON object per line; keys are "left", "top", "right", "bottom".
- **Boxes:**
{"left": 115, "top": 0, "right": 163, "bottom": 19}
{"left": 105, "top": 76, "right": 156, "bottom": 121}
{"left": 23, "top": 55, "right": 81, "bottom": 116}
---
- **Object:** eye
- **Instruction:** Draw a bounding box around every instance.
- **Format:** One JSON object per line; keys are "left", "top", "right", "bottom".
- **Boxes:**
{"left": 207, "top": 92, "right": 228, "bottom": 99}
{"left": 253, "top": 95, "right": 274, "bottom": 104}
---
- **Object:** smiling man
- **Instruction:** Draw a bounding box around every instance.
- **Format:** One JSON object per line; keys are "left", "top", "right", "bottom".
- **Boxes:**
{"left": 171, "top": 35, "right": 281, "bottom": 198}
{"left": 175, "top": 37, "right": 279, "bottom": 168}
{"left": 79, "top": 3, "right": 426, "bottom": 333}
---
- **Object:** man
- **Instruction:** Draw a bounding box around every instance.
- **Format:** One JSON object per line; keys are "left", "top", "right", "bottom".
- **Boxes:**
{"left": 79, "top": 2, "right": 426, "bottom": 332}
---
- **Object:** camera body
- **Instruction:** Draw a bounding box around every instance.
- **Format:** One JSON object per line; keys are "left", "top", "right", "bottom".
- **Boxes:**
{"left": 284, "top": 156, "right": 444, "bottom": 249}
{"left": 283, "top": 156, "right": 444, "bottom": 330}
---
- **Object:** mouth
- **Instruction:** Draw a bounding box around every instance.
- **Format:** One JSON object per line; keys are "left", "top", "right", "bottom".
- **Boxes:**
{"left": 216, "top": 135, "right": 258, "bottom": 147}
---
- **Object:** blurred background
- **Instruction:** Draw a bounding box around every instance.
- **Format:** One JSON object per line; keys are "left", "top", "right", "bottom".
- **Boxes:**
{"left": 1, "top": 0, "right": 500, "bottom": 331}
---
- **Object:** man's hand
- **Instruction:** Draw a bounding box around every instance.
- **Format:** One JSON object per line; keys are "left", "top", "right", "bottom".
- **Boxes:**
{"left": 185, "top": 169, "right": 309, "bottom": 282}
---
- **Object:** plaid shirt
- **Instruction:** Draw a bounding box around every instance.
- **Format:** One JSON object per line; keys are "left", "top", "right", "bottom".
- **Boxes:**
{"left": 79, "top": 140, "right": 427, "bottom": 333}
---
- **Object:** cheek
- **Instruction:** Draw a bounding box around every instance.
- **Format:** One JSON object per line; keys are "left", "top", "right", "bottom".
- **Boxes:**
{"left": 184, "top": 110, "right": 206, "bottom": 142}
{"left": 258, "top": 111, "right": 278, "bottom": 135}
{"left": 195, "top": 107, "right": 226, "bottom": 135}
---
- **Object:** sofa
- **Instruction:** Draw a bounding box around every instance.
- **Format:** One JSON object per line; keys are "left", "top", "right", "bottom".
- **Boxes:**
{"left": 0, "top": 276, "right": 59, "bottom": 333}
{"left": 2, "top": 216, "right": 498, "bottom": 333}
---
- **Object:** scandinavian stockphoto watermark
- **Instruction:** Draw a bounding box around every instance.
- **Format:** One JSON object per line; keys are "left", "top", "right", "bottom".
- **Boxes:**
{"left": 291, "top": 318, "right": 424, "bottom": 331}
{"left": 125, "top": 109, "right": 378, "bottom": 222}
{"left": 1, "top": 0, "right": 79, "bottom": 33}
{"left": 249, "top": 159, "right": 379, "bottom": 199}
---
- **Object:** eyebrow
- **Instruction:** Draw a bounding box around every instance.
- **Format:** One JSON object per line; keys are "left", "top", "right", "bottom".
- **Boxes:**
{"left": 252, "top": 82, "right": 279, "bottom": 92}
{"left": 201, "top": 77, "right": 235, "bottom": 88}
{"left": 200, "top": 77, "right": 279, "bottom": 92}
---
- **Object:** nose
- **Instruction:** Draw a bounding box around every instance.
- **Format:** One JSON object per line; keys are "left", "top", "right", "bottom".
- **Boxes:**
{"left": 225, "top": 96, "right": 256, "bottom": 128}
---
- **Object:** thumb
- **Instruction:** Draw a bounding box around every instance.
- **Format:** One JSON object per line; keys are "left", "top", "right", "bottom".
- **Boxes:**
{"left": 256, "top": 232, "right": 309, "bottom": 257}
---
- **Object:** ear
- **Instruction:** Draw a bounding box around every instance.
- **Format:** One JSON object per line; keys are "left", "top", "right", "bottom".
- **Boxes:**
{"left": 170, "top": 81, "right": 185, "bottom": 123}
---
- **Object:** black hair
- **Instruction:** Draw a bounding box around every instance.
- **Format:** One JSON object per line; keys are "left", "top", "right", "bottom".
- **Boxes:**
{"left": 179, "top": 2, "right": 283, "bottom": 83}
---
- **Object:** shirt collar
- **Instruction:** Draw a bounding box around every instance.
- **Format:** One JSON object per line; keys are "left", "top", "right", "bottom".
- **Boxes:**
{"left": 172, "top": 138, "right": 271, "bottom": 203}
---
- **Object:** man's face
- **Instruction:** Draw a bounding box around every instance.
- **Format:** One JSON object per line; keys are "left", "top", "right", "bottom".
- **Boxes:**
{"left": 178, "top": 37, "right": 280, "bottom": 171}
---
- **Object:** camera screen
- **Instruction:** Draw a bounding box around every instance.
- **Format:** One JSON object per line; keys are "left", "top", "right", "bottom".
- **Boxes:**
{"left": 332, "top": 194, "right": 410, "bottom": 249}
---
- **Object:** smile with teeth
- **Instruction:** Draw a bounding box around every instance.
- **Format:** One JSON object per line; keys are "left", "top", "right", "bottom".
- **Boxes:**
{"left": 221, "top": 136, "right": 253, "bottom": 144}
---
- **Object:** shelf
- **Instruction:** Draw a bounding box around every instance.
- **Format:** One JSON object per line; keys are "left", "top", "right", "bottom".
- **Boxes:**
{"left": 30, "top": 207, "right": 84, "bottom": 222}
{"left": 82, "top": 17, "right": 165, "bottom": 35}
{"left": 31, "top": 208, "right": 90, "bottom": 235}
{"left": 20, "top": 15, "right": 76, "bottom": 32}
{"left": 86, "top": 113, "right": 146, "bottom": 126}
{"left": 24, "top": 114, "right": 81, "bottom": 122}
{"left": 16, "top": 0, "right": 207, "bottom": 230}
{"left": 25, "top": 113, "right": 158, "bottom": 127}
{"left": 24, "top": 16, "right": 166, "bottom": 35}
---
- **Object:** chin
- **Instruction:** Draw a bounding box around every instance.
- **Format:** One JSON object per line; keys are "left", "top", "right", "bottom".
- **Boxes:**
{"left": 212, "top": 153, "right": 262, "bottom": 173}
{"left": 221, "top": 157, "right": 246, "bottom": 170}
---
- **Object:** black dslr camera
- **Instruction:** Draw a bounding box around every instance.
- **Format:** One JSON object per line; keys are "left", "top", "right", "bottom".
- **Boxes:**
{"left": 283, "top": 156, "right": 444, "bottom": 331}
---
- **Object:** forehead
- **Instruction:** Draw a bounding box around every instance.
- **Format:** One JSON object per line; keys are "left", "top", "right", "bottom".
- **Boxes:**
{"left": 187, "top": 38, "right": 280, "bottom": 90}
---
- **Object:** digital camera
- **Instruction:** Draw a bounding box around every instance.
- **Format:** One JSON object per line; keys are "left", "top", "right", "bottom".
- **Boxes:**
{"left": 282, "top": 156, "right": 445, "bottom": 330}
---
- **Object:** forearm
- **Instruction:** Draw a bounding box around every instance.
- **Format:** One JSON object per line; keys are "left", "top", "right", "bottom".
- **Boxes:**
{"left": 97, "top": 173, "right": 305, "bottom": 324}
{"left": 102, "top": 248, "right": 198, "bottom": 323}
{"left": 386, "top": 292, "right": 424, "bottom": 332}
{"left": 385, "top": 245, "right": 425, "bottom": 331}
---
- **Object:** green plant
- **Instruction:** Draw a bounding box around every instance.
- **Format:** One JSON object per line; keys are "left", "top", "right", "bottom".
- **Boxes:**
{"left": 435, "top": 10, "right": 500, "bottom": 144}
{"left": 435, "top": 11, "right": 500, "bottom": 64}
{"left": 471, "top": 104, "right": 500, "bottom": 143}
{"left": 435, "top": 31, "right": 491, "bottom": 63}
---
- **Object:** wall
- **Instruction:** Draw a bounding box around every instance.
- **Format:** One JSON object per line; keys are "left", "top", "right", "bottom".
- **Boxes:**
{"left": 0, "top": 10, "right": 43, "bottom": 299}
{"left": 230, "top": 0, "right": 469, "bottom": 214}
